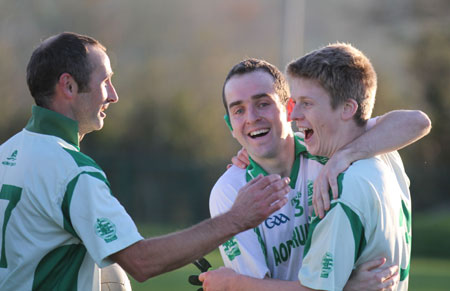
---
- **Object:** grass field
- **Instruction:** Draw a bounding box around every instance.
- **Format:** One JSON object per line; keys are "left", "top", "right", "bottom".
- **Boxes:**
{"left": 129, "top": 222, "right": 450, "bottom": 291}
{"left": 129, "top": 250, "right": 450, "bottom": 291}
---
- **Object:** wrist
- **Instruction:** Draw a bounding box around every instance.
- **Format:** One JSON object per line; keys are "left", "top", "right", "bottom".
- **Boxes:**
{"left": 221, "top": 210, "right": 246, "bottom": 236}
{"left": 338, "top": 143, "right": 363, "bottom": 164}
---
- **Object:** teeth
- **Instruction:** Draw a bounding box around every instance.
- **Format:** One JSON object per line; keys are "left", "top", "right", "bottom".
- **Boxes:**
{"left": 249, "top": 129, "right": 269, "bottom": 136}
{"left": 298, "top": 127, "right": 311, "bottom": 132}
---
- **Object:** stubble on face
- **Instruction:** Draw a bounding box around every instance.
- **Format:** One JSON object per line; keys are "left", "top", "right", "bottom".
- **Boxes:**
{"left": 225, "top": 71, "right": 293, "bottom": 163}
{"left": 75, "top": 46, "right": 113, "bottom": 137}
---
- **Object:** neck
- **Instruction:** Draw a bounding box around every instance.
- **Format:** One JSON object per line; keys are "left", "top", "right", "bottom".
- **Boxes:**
{"left": 251, "top": 134, "right": 296, "bottom": 178}
{"left": 329, "top": 122, "right": 366, "bottom": 157}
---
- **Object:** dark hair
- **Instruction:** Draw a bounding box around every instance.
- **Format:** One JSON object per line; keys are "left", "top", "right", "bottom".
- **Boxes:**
{"left": 222, "top": 58, "right": 289, "bottom": 116}
{"left": 287, "top": 43, "right": 377, "bottom": 126}
{"left": 26, "top": 32, "right": 106, "bottom": 108}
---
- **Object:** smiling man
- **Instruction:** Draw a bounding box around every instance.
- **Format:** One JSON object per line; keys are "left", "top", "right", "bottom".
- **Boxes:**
{"left": 201, "top": 56, "right": 430, "bottom": 290}
{"left": 288, "top": 43, "right": 415, "bottom": 290}
{"left": 0, "top": 32, "right": 292, "bottom": 290}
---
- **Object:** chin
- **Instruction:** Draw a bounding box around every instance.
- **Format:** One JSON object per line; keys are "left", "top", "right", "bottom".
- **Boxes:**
{"left": 306, "top": 146, "right": 319, "bottom": 156}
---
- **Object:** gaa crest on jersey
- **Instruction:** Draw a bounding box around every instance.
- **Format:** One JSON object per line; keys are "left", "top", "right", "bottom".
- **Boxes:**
{"left": 222, "top": 236, "right": 241, "bottom": 261}
{"left": 320, "top": 252, "right": 334, "bottom": 278}
{"left": 95, "top": 218, "right": 118, "bottom": 243}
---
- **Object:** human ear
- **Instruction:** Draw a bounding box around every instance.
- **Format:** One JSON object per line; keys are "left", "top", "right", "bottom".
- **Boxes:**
{"left": 341, "top": 99, "right": 358, "bottom": 121}
{"left": 224, "top": 114, "right": 233, "bottom": 131}
{"left": 58, "top": 73, "right": 77, "bottom": 98}
{"left": 286, "top": 98, "right": 294, "bottom": 122}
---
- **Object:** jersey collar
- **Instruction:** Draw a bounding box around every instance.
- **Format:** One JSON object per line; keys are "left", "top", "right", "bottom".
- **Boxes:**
{"left": 25, "top": 105, "right": 80, "bottom": 150}
{"left": 246, "top": 135, "right": 308, "bottom": 188}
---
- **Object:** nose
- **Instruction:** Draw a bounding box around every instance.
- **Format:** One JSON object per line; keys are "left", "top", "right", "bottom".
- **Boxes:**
{"left": 246, "top": 105, "right": 261, "bottom": 123}
{"left": 107, "top": 83, "right": 119, "bottom": 103}
{"left": 290, "top": 103, "right": 304, "bottom": 121}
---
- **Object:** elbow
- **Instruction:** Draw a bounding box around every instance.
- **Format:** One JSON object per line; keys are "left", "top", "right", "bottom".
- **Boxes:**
{"left": 415, "top": 110, "right": 432, "bottom": 136}
{"left": 126, "top": 256, "right": 168, "bottom": 282}
{"left": 126, "top": 258, "right": 154, "bottom": 282}
{"left": 126, "top": 264, "right": 150, "bottom": 283}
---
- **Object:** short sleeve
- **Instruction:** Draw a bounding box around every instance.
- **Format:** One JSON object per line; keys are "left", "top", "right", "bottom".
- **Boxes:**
{"left": 210, "top": 178, "right": 270, "bottom": 279}
{"left": 299, "top": 202, "right": 361, "bottom": 290}
{"left": 69, "top": 173, "right": 143, "bottom": 267}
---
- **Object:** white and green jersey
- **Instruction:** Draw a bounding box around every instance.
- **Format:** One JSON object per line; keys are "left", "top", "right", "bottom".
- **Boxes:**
{"left": 299, "top": 151, "right": 411, "bottom": 291}
{"left": 210, "top": 136, "right": 326, "bottom": 280}
{"left": 0, "top": 106, "right": 143, "bottom": 291}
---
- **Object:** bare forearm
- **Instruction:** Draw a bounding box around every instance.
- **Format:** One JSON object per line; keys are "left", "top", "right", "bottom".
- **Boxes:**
{"left": 112, "top": 213, "right": 240, "bottom": 281}
{"left": 200, "top": 269, "right": 315, "bottom": 291}
{"left": 112, "top": 175, "right": 291, "bottom": 282}
{"left": 341, "top": 110, "right": 431, "bottom": 162}
{"left": 233, "top": 277, "right": 311, "bottom": 291}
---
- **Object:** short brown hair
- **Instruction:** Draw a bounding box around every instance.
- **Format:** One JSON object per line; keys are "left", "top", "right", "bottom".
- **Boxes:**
{"left": 287, "top": 43, "right": 377, "bottom": 126}
{"left": 26, "top": 32, "right": 106, "bottom": 108}
{"left": 222, "top": 58, "right": 289, "bottom": 116}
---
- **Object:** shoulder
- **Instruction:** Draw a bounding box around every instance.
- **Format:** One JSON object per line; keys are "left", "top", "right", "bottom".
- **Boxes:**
{"left": 211, "top": 166, "right": 247, "bottom": 195}
{"left": 209, "top": 166, "right": 246, "bottom": 216}
{"left": 338, "top": 158, "right": 386, "bottom": 202}
{"left": 23, "top": 130, "right": 105, "bottom": 182}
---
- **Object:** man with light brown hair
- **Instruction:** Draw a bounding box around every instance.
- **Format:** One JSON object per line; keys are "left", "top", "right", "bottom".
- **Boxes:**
{"left": 200, "top": 44, "right": 430, "bottom": 290}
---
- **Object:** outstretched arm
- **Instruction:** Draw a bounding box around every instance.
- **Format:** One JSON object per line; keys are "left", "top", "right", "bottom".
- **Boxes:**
{"left": 199, "top": 260, "right": 398, "bottom": 291}
{"left": 111, "top": 174, "right": 290, "bottom": 282}
{"left": 313, "top": 110, "right": 431, "bottom": 217}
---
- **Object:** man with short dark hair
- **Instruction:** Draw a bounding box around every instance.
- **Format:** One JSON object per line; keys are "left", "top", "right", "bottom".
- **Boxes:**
{"left": 200, "top": 50, "right": 430, "bottom": 290}
{"left": 0, "top": 32, "right": 291, "bottom": 290}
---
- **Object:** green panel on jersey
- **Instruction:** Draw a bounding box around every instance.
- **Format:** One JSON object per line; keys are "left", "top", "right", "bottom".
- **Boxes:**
{"left": 339, "top": 202, "right": 366, "bottom": 262}
{"left": 63, "top": 148, "right": 103, "bottom": 171}
{"left": 400, "top": 260, "right": 410, "bottom": 281}
{"left": 0, "top": 184, "right": 22, "bottom": 268}
{"left": 25, "top": 105, "right": 80, "bottom": 149}
{"left": 303, "top": 201, "right": 366, "bottom": 263}
{"left": 253, "top": 227, "right": 269, "bottom": 266}
{"left": 400, "top": 200, "right": 411, "bottom": 281}
{"left": 302, "top": 152, "right": 329, "bottom": 165}
{"left": 33, "top": 244, "right": 86, "bottom": 291}
{"left": 62, "top": 171, "right": 112, "bottom": 238}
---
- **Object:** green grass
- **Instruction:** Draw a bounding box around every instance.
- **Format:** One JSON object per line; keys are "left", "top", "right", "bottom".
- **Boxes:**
{"left": 130, "top": 250, "right": 223, "bottom": 291}
{"left": 130, "top": 221, "right": 450, "bottom": 291}
{"left": 130, "top": 252, "right": 450, "bottom": 291}
{"left": 409, "top": 257, "right": 450, "bottom": 290}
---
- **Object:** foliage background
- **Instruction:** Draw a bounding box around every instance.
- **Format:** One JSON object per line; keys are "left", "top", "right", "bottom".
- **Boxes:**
{"left": 1, "top": 0, "right": 449, "bottom": 269}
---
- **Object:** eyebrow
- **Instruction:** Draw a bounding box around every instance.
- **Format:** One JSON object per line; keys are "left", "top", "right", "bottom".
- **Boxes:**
{"left": 228, "top": 93, "right": 271, "bottom": 109}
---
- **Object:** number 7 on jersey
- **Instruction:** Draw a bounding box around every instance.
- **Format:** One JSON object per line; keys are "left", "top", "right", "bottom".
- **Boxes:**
{"left": 0, "top": 184, "right": 22, "bottom": 268}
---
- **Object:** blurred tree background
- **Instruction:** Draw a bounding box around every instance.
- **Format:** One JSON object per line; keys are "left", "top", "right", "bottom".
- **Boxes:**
{"left": 0, "top": 0, "right": 449, "bottom": 256}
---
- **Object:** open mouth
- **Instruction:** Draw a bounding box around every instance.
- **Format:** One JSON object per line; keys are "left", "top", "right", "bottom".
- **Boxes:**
{"left": 248, "top": 128, "right": 269, "bottom": 139}
{"left": 299, "top": 127, "right": 314, "bottom": 140}
{"left": 100, "top": 105, "right": 108, "bottom": 117}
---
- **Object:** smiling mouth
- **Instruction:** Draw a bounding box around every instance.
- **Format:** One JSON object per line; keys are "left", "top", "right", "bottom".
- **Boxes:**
{"left": 298, "top": 127, "right": 314, "bottom": 140}
{"left": 248, "top": 128, "right": 269, "bottom": 139}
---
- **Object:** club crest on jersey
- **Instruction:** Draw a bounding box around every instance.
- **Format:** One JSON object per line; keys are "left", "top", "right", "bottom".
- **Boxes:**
{"left": 264, "top": 213, "right": 290, "bottom": 229}
{"left": 95, "top": 218, "right": 117, "bottom": 243}
{"left": 320, "top": 252, "right": 334, "bottom": 278}
{"left": 222, "top": 236, "right": 241, "bottom": 261}
{"left": 2, "top": 150, "right": 18, "bottom": 166}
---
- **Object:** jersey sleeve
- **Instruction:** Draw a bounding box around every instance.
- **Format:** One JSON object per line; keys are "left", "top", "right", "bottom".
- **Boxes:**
{"left": 298, "top": 202, "right": 361, "bottom": 290}
{"left": 210, "top": 179, "right": 270, "bottom": 279}
{"left": 69, "top": 172, "right": 143, "bottom": 267}
{"left": 299, "top": 169, "right": 371, "bottom": 291}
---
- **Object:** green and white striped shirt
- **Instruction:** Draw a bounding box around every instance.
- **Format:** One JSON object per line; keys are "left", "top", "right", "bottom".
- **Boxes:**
{"left": 299, "top": 151, "right": 411, "bottom": 291}
{"left": 210, "top": 136, "right": 325, "bottom": 280}
{"left": 0, "top": 106, "right": 142, "bottom": 291}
